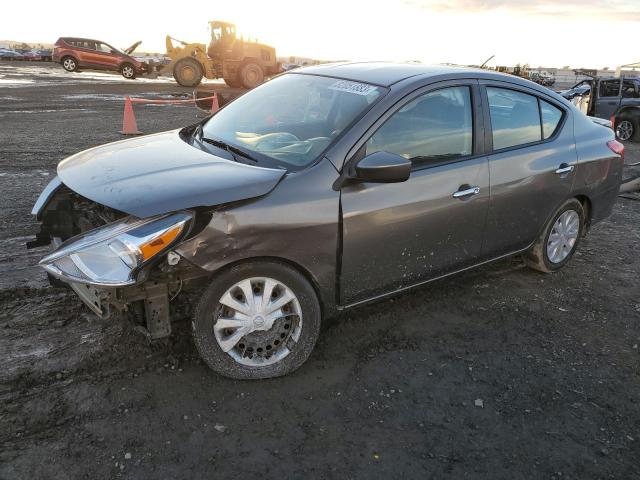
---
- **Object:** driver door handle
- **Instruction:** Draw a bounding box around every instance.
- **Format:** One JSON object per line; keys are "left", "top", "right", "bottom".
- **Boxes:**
{"left": 452, "top": 186, "right": 480, "bottom": 198}
{"left": 555, "top": 164, "right": 574, "bottom": 175}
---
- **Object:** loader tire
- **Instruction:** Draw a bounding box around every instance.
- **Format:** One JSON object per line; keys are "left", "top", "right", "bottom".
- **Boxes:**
{"left": 173, "top": 58, "right": 203, "bottom": 87}
{"left": 240, "top": 62, "right": 264, "bottom": 89}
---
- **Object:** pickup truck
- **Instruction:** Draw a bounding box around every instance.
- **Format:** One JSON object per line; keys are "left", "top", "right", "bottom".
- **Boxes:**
{"left": 561, "top": 76, "right": 640, "bottom": 142}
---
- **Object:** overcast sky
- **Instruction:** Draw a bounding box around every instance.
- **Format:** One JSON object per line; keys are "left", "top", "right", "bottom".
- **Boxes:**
{"left": 1, "top": 0, "right": 639, "bottom": 68}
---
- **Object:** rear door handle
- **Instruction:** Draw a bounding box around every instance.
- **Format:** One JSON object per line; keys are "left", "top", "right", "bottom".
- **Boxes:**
{"left": 555, "top": 164, "right": 575, "bottom": 174}
{"left": 452, "top": 186, "right": 480, "bottom": 198}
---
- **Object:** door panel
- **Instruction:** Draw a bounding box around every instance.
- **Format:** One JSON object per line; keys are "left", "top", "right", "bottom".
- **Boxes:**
{"left": 94, "top": 43, "right": 120, "bottom": 69}
{"left": 484, "top": 140, "right": 577, "bottom": 255}
{"left": 482, "top": 85, "right": 578, "bottom": 256}
{"left": 74, "top": 40, "right": 98, "bottom": 66}
{"left": 340, "top": 157, "right": 489, "bottom": 305}
{"left": 339, "top": 81, "right": 489, "bottom": 305}
{"left": 594, "top": 79, "right": 621, "bottom": 119}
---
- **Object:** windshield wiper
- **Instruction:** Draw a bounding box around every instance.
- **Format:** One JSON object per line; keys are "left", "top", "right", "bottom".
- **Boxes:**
{"left": 201, "top": 135, "right": 258, "bottom": 163}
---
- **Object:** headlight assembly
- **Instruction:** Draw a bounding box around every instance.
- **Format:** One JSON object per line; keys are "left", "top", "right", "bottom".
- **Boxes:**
{"left": 39, "top": 212, "right": 192, "bottom": 286}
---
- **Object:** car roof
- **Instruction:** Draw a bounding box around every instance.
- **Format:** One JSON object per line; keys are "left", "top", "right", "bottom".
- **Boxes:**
{"left": 62, "top": 37, "right": 107, "bottom": 44}
{"left": 294, "top": 62, "right": 484, "bottom": 87}
{"left": 292, "top": 61, "right": 550, "bottom": 89}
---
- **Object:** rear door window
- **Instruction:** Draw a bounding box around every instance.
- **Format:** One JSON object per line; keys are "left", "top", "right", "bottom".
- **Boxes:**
{"left": 366, "top": 86, "right": 473, "bottom": 167}
{"left": 599, "top": 80, "right": 621, "bottom": 98}
{"left": 487, "top": 87, "right": 541, "bottom": 150}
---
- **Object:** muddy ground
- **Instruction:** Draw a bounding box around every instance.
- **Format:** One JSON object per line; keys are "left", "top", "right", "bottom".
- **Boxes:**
{"left": 1, "top": 62, "right": 639, "bottom": 479}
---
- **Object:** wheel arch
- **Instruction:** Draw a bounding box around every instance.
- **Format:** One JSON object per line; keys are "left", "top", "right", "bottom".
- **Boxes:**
{"left": 574, "top": 194, "right": 593, "bottom": 233}
{"left": 61, "top": 54, "right": 78, "bottom": 64}
{"left": 614, "top": 106, "right": 640, "bottom": 120}
{"left": 175, "top": 56, "right": 205, "bottom": 71}
{"left": 197, "top": 255, "right": 332, "bottom": 318}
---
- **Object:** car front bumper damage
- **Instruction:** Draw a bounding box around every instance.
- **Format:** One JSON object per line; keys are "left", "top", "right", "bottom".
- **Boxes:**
{"left": 28, "top": 178, "right": 209, "bottom": 339}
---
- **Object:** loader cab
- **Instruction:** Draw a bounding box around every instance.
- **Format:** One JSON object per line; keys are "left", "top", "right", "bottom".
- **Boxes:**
{"left": 208, "top": 21, "right": 236, "bottom": 59}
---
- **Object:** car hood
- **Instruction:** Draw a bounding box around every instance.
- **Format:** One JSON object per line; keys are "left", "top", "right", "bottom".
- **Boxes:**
{"left": 57, "top": 129, "right": 286, "bottom": 218}
{"left": 124, "top": 41, "right": 142, "bottom": 55}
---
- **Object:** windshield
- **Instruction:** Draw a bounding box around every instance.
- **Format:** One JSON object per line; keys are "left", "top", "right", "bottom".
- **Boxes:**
{"left": 201, "top": 74, "right": 385, "bottom": 170}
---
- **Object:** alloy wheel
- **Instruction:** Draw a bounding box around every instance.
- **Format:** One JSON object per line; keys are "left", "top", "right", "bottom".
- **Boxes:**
{"left": 213, "top": 277, "right": 302, "bottom": 366}
{"left": 616, "top": 120, "right": 634, "bottom": 141}
{"left": 63, "top": 58, "right": 76, "bottom": 71}
{"left": 546, "top": 210, "right": 580, "bottom": 264}
{"left": 122, "top": 66, "right": 134, "bottom": 78}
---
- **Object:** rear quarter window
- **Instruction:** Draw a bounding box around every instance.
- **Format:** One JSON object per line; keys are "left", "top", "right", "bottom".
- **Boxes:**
{"left": 540, "top": 100, "right": 563, "bottom": 139}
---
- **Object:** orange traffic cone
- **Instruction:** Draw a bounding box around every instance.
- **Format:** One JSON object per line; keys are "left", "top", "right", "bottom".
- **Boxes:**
{"left": 120, "top": 96, "right": 141, "bottom": 135}
{"left": 210, "top": 93, "right": 220, "bottom": 114}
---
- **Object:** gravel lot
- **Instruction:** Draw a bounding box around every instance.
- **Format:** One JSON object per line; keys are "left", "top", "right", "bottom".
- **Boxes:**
{"left": 1, "top": 62, "right": 639, "bottom": 480}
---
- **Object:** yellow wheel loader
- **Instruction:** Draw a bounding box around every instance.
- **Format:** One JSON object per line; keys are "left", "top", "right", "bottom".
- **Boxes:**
{"left": 163, "top": 21, "right": 280, "bottom": 89}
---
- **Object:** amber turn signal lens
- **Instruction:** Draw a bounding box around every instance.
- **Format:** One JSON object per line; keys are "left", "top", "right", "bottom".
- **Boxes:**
{"left": 139, "top": 225, "right": 183, "bottom": 261}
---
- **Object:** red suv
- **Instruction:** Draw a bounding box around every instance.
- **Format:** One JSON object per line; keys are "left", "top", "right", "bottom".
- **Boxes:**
{"left": 53, "top": 37, "right": 148, "bottom": 79}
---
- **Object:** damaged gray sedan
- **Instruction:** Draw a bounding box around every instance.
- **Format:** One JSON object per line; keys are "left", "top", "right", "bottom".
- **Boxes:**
{"left": 30, "top": 63, "right": 624, "bottom": 379}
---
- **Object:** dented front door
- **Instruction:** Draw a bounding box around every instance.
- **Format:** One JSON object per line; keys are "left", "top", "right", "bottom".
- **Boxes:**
{"left": 339, "top": 157, "right": 490, "bottom": 306}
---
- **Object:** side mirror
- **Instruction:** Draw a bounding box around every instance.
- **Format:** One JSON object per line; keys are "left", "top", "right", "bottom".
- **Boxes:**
{"left": 354, "top": 151, "right": 411, "bottom": 183}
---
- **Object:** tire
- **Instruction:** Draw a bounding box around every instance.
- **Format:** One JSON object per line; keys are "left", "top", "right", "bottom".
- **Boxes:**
{"left": 239, "top": 62, "right": 264, "bottom": 89}
{"left": 61, "top": 56, "right": 77, "bottom": 72}
{"left": 193, "top": 261, "right": 321, "bottom": 379}
{"left": 120, "top": 62, "right": 136, "bottom": 80}
{"left": 615, "top": 116, "right": 639, "bottom": 142}
{"left": 173, "top": 57, "right": 203, "bottom": 87}
{"left": 524, "top": 198, "right": 585, "bottom": 273}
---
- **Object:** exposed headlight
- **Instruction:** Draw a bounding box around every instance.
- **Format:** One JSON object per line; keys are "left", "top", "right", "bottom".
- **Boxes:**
{"left": 39, "top": 212, "right": 192, "bottom": 286}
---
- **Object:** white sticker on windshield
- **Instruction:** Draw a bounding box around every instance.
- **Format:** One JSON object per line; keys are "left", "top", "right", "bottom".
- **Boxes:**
{"left": 329, "top": 80, "right": 377, "bottom": 96}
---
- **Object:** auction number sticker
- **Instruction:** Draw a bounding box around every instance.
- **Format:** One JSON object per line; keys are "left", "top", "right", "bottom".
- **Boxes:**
{"left": 329, "top": 80, "right": 377, "bottom": 96}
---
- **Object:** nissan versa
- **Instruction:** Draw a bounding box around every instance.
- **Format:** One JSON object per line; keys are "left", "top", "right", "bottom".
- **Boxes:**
{"left": 29, "top": 63, "right": 624, "bottom": 379}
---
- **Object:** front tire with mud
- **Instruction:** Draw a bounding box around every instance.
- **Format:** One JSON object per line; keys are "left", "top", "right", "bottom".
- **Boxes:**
{"left": 524, "top": 198, "right": 585, "bottom": 273}
{"left": 193, "top": 261, "right": 321, "bottom": 379}
{"left": 173, "top": 57, "right": 203, "bottom": 87}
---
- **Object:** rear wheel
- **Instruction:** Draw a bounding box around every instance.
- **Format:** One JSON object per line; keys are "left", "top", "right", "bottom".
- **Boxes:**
{"left": 120, "top": 62, "right": 136, "bottom": 79}
{"left": 173, "top": 57, "right": 203, "bottom": 87}
{"left": 193, "top": 261, "right": 321, "bottom": 379}
{"left": 524, "top": 199, "right": 585, "bottom": 273}
{"left": 61, "top": 56, "right": 77, "bottom": 72}
{"left": 239, "top": 62, "right": 264, "bottom": 89}
{"left": 615, "top": 116, "right": 637, "bottom": 142}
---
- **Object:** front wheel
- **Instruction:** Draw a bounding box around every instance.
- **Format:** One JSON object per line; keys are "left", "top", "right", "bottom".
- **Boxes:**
{"left": 173, "top": 57, "right": 203, "bottom": 87}
{"left": 524, "top": 198, "right": 585, "bottom": 273}
{"left": 120, "top": 62, "right": 136, "bottom": 79}
{"left": 193, "top": 261, "right": 321, "bottom": 379}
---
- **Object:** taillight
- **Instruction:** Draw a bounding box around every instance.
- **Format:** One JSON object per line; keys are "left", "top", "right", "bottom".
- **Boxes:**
{"left": 610, "top": 114, "right": 615, "bottom": 129}
{"left": 607, "top": 139, "right": 624, "bottom": 160}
